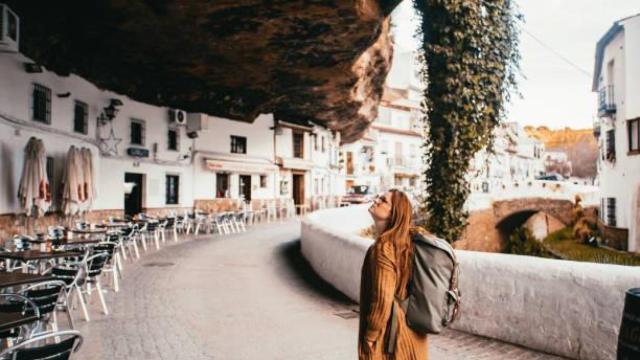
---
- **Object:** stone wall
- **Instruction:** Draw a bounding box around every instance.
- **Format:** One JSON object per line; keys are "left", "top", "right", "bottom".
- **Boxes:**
{"left": 493, "top": 198, "right": 575, "bottom": 225}
{"left": 301, "top": 205, "right": 640, "bottom": 360}
{"left": 598, "top": 219, "right": 629, "bottom": 250}
{"left": 455, "top": 208, "right": 504, "bottom": 252}
{"left": 0, "top": 206, "right": 192, "bottom": 240}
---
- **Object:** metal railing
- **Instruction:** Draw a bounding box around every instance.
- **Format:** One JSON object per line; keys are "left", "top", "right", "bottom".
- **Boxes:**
{"left": 598, "top": 85, "right": 616, "bottom": 116}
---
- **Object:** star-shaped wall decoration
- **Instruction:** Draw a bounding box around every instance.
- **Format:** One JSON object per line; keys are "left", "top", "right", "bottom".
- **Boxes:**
{"left": 99, "top": 126, "right": 122, "bottom": 156}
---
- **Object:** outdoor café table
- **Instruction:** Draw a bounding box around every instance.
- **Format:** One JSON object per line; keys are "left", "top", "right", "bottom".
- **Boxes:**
{"left": 69, "top": 228, "right": 107, "bottom": 235}
{"left": 0, "top": 250, "right": 83, "bottom": 273}
{"left": 0, "top": 311, "right": 39, "bottom": 333}
{"left": 0, "top": 272, "right": 52, "bottom": 289}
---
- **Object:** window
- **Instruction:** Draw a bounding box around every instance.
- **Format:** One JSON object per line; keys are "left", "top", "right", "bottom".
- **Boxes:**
{"left": 628, "top": 118, "right": 640, "bottom": 153}
{"left": 314, "top": 135, "right": 318, "bottom": 151}
{"left": 168, "top": 129, "right": 179, "bottom": 151}
{"left": 321, "top": 136, "right": 325, "bottom": 152}
{"left": 130, "top": 119, "right": 145, "bottom": 145}
{"left": 395, "top": 142, "right": 403, "bottom": 166}
{"left": 230, "top": 135, "right": 246, "bottom": 154}
{"left": 32, "top": 84, "right": 51, "bottom": 124}
{"left": 260, "top": 175, "right": 267, "bottom": 188}
{"left": 73, "top": 101, "right": 88, "bottom": 134}
{"left": 606, "top": 197, "right": 616, "bottom": 227}
{"left": 314, "top": 179, "right": 319, "bottom": 195}
{"left": 6, "top": 8, "right": 18, "bottom": 41}
{"left": 165, "top": 175, "right": 179, "bottom": 205}
{"left": 280, "top": 179, "right": 289, "bottom": 195}
{"left": 605, "top": 129, "right": 615, "bottom": 161}
{"left": 216, "top": 173, "right": 230, "bottom": 198}
{"left": 293, "top": 131, "right": 304, "bottom": 158}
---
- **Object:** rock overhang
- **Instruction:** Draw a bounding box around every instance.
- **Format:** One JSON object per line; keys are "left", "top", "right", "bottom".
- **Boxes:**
{"left": 6, "top": 0, "right": 403, "bottom": 143}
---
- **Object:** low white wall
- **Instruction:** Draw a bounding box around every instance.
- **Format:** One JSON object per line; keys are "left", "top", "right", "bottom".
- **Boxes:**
{"left": 301, "top": 205, "right": 640, "bottom": 360}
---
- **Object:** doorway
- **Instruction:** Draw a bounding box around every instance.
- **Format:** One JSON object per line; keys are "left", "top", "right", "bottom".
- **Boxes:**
{"left": 124, "top": 173, "right": 144, "bottom": 217}
{"left": 292, "top": 173, "right": 305, "bottom": 214}
{"left": 239, "top": 175, "right": 252, "bottom": 202}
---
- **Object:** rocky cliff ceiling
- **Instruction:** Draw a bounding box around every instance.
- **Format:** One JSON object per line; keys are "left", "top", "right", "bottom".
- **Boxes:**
{"left": 7, "top": 0, "right": 402, "bottom": 143}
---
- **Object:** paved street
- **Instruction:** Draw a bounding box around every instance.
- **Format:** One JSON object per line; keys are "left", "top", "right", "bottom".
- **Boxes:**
{"left": 76, "top": 221, "right": 566, "bottom": 359}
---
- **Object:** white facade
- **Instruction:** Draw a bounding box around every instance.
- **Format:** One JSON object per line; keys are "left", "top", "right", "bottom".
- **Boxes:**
{"left": 274, "top": 120, "right": 344, "bottom": 208}
{"left": 192, "top": 114, "right": 278, "bottom": 203}
{"left": 593, "top": 13, "right": 640, "bottom": 251}
{"left": 469, "top": 122, "right": 545, "bottom": 194}
{"left": 0, "top": 50, "right": 193, "bottom": 215}
{"left": 340, "top": 50, "right": 426, "bottom": 196}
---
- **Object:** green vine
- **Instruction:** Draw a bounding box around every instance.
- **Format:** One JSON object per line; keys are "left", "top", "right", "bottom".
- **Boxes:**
{"left": 413, "top": 0, "right": 522, "bottom": 241}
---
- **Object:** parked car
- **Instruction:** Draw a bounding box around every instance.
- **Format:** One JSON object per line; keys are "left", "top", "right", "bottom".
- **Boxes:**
{"left": 343, "top": 185, "right": 375, "bottom": 204}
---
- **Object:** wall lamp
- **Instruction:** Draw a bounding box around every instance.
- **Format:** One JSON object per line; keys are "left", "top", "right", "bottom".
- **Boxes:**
{"left": 98, "top": 98, "right": 123, "bottom": 125}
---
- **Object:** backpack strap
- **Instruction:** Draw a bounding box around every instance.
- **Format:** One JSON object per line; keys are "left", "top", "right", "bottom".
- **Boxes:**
{"left": 446, "top": 253, "right": 462, "bottom": 324}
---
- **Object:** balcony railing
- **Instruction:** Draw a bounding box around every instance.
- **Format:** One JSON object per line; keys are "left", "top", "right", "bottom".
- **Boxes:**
{"left": 598, "top": 85, "right": 616, "bottom": 117}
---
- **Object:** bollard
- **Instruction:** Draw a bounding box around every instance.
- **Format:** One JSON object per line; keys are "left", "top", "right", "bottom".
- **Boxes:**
{"left": 618, "top": 288, "right": 640, "bottom": 360}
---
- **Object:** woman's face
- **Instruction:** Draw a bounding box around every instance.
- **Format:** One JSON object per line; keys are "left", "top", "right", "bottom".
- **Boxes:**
{"left": 368, "top": 191, "right": 393, "bottom": 222}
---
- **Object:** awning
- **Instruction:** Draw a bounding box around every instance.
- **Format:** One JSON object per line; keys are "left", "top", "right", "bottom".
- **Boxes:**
{"left": 278, "top": 157, "right": 314, "bottom": 171}
{"left": 205, "top": 158, "right": 278, "bottom": 174}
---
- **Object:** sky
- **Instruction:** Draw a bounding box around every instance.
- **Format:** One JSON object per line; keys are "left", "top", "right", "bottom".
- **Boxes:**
{"left": 391, "top": 0, "right": 640, "bottom": 130}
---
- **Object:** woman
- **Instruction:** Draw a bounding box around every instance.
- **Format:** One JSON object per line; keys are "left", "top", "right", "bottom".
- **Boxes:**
{"left": 358, "top": 189, "right": 427, "bottom": 359}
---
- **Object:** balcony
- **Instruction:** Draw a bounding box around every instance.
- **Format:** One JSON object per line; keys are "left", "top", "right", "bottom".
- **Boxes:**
{"left": 598, "top": 85, "right": 616, "bottom": 117}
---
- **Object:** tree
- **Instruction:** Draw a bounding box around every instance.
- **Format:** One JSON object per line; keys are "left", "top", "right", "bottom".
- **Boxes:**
{"left": 413, "top": 0, "right": 522, "bottom": 241}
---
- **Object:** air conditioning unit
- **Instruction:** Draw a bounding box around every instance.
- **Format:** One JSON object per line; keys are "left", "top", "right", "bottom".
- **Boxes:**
{"left": 0, "top": 4, "right": 20, "bottom": 52}
{"left": 169, "top": 109, "right": 187, "bottom": 126}
{"left": 187, "top": 113, "right": 208, "bottom": 132}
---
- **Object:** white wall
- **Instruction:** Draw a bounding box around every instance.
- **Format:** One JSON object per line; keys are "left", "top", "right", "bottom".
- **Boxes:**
{"left": 596, "top": 18, "right": 640, "bottom": 251}
{"left": 192, "top": 114, "right": 277, "bottom": 201}
{"left": 301, "top": 205, "right": 640, "bottom": 360}
{"left": 0, "top": 51, "right": 193, "bottom": 213}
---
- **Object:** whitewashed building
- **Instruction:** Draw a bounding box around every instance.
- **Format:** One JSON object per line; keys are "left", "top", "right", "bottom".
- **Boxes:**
{"left": 469, "top": 122, "right": 546, "bottom": 194}
{"left": 274, "top": 120, "right": 343, "bottom": 211}
{"left": 191, "top": 114, "right": 279, "bottom": 207}
{"left": 592, "top": 13, "right": 640, "bottom": 252}
{"left": 340, "top": 50, "right": 426, "bottom": 196}
{"left": 0, "top": 32, "right": 194, "bottom": 220}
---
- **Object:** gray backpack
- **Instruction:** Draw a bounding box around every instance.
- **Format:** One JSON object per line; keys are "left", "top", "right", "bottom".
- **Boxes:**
{"left": 386, "top": 230, "right": 461, "bottom": 353}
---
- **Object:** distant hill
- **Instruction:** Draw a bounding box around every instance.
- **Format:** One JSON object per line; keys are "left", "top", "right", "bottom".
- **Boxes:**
{"left": 524, "top": 126, "right": 598, "bottom": 178}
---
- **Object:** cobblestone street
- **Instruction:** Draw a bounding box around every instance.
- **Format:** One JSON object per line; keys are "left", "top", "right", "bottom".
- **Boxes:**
{"left": 75, "top": 221, "right": 566, "bottom": 359}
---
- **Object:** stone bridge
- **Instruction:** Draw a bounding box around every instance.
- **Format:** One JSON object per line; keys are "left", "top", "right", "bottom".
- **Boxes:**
{"left": 493, "top": 197, "right": 575, "bottom": 229}
{"left": 457, "top": 197, "right": 580, "bottom": 252}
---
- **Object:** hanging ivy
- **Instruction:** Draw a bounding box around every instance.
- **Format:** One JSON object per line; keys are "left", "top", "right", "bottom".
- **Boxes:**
{"left": 413, "top": 0, "right": 521, "bottom": 241}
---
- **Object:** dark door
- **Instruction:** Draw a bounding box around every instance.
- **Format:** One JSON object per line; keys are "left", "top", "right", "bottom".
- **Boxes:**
{"left": 292, "top": 173, "right": 304, "bottom": 213}
{"left": 124, "top": 173, "right": 143, "bottom": 217}
{"left": 239, "top": 175, "right": 252, "bottom": 202}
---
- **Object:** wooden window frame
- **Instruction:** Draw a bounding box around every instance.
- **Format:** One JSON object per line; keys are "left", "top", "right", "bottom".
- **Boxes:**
{"left": 165, "top": 174, "right": 180, "bottom": 205}
{"left": 130, "top": 119, "right": 146, "bottom": 146}
{"left": 628, "top": 118, "right": 640, "bottom": 155}
{"left": 168, "top": 128, "right": 179, "bottom": 151}
{"left": 230, "top": 135, "right": 247, "bottom": 154}
{"left": 73, "top": 100, "right": 88, "bottom": 135}
{"left": 32, "top": 83, "right": 51, "bottom": 124}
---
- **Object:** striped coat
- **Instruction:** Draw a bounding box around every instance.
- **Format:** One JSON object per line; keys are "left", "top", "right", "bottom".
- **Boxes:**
{"left": 358, "top": 240, "right": 428, "bottom": 360}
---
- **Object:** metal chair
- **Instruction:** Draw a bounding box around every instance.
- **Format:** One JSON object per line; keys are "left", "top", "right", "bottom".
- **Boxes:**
{"left": 0, "top": 330, "right": 83, "bottom": 360}
{"left": 92, "top": 242, "right": 121, "bottom": 293}
{"left": 47, "top": 264, "right": 88, "bottom": 326}
{"left": 17, "top": 280, "right": 67, "bottom": 333}
{"left": 0, "top": 293, "right": 41, "bottom": 345}
{"left": 80, "top": 253, "right": 110, "bottom": 317}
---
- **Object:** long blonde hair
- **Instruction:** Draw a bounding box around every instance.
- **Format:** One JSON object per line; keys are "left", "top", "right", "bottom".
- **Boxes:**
{"left": 378, "top": 189, "right": 413, "bottom": 296}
